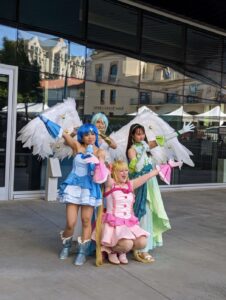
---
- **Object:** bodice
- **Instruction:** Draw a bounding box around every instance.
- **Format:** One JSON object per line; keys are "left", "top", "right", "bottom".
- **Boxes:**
{"left": 104, "top": 183, "right": 134, "bottom": 219}
{"left": 72, "top": 153, "right": 89, "bottom": 176}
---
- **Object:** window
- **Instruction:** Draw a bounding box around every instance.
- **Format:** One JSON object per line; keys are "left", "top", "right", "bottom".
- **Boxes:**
{"left": 110, "top": 89, "right": 116, "bottom": 104}
{"left": 139, "top": 92, "right": 151, "bottom": 104}
{"left": 108, "top": 64, "right": 117, "bottom": 82}
{"left": 95, "top": 64, "right": 103, "bottom": 81}
{"left": 162, "top": 67, "right": 171, "bottom": 79}
{"left": 100, "top": 90, "right": 105, "bottom": 104}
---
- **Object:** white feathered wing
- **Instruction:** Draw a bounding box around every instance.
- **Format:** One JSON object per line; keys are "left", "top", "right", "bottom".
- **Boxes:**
{"left": 109, "top": 110, "right": 194, "bottom": 167}
{"left": 17, "top": 98, "right": 82, "bottom": 159}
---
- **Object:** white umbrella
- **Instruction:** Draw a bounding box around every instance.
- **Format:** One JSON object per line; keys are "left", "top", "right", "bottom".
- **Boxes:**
{"left": 127, "top": 105, "right": 157, "bottom": 116}
{"left": 193, "top": 106, "right": 226, "bottom": 122}
{"left": 163, "top": 106, "right": 193, "bottom": 122}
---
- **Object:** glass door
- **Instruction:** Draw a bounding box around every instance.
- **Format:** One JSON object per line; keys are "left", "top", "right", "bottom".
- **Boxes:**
{"left": 0, "top": 64, "right": 18, "bottom": 200}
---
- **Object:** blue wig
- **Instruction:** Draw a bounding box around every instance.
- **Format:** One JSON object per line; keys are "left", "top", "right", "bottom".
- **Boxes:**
{"left": 91, "top": 113, "right": 109, "bottom": 133}
{"left": 77, "top": 124, "right": 99, "bottom": 147}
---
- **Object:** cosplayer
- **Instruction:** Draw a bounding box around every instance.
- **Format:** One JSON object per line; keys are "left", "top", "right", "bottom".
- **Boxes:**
{"left": 109, "top": 111, "right": 195, "bottom": 263}
{"left": 93, "top": 160, "right": 161, "bottom": 265}
{"left": 17, "top": 98, "right": 194, "bottom": 265}
{"left": 58, "top": 123, "right": 109, "bottom": 266}
{"left": 91, "top": 112, "right": 117, "bottom": 163}
{"left": 110, "top": 110, "right": 195, "bottom": 168}
{"left": 17, "top": 99, "right": 108, "bottom": 266}
{"left": 126, "top": 123, "right": 171, "bottom": 262}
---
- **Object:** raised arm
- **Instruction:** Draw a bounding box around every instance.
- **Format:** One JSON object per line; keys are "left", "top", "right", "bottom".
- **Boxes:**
{"left": 146, "top": 122, "right": 195, "bottom": 148}
{"left": 99, "top": 131, "right": 117, "bottom": 149}
{"left": 164, "top": 122, "right": 195, "bottom": 141}
{"left": 132, "top": 168, "right": 159, "bottom": 190}
{"left": 62, "top": 132, "right": 80, "bottom": 153}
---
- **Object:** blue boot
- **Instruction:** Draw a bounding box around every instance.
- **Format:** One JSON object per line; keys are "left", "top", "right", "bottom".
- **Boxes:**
{"left": 74, "top": 237, "right": 91, "bottom": 266}
{"left": 59, "top": 231, "right": 73, "bottom": 260}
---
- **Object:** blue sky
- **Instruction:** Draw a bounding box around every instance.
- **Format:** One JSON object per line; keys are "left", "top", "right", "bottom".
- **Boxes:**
{"left": 0, "top": 25, "right": 87, "bottom": 57}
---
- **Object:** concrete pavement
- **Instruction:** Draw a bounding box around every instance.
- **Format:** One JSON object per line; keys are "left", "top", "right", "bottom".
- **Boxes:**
{"left": 0, "top": 188, "right": 226, "bottom": 300}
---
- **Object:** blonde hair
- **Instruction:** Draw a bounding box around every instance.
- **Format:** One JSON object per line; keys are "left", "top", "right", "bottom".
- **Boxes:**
{"left": 111, "top": 160, "right": 129, "bottom": 182}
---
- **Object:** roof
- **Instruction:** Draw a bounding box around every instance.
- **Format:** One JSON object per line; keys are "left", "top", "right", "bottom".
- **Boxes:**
{"left": 40, "top": 78, "right": 84, "bottom": 89}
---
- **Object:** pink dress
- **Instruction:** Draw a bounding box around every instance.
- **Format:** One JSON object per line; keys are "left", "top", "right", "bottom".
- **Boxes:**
{"left": 101, "top": 181, "right": 149, "bottom": 248}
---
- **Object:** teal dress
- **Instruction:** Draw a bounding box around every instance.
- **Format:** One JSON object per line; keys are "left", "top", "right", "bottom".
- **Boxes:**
{"left": 129, "top": 142, "right": 171, "bottom": 251}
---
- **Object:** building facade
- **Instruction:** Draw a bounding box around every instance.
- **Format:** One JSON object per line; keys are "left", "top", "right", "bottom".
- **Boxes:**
{"left": 0, "top": 0, "right": 226, "bottom": 200}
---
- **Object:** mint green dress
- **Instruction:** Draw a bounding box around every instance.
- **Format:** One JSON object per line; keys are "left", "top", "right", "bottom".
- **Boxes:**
{"left": 129, "top": 142, "right": 171, "bottom": 251}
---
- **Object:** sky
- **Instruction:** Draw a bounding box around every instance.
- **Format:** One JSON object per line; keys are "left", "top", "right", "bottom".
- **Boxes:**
{"left": 0, "top": 24, "right": 87, "bottom": 57}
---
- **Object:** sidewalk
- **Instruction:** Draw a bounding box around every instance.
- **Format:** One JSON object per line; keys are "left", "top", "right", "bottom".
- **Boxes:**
{"left": 1, "top": 188, "right": 226, "bottom": 300}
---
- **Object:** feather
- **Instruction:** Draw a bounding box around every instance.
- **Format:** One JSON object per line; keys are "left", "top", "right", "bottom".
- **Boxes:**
{"left": 17, "top": 98, "right": 82, "bottom": 159}
{"left": 109, "top": 110, "right": 194, "bottom": 167}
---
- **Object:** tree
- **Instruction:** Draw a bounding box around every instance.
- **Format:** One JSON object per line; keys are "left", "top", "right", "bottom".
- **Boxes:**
{"left": 0, "top": 37, "right": 42, "bottom": 103}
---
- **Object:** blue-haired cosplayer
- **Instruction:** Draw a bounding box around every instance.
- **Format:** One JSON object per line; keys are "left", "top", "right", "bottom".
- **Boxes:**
{"left": 59, "top": 124, "right": 101, "bottom": 205}
{"left": 58, "top": 123, "right": 107, "bottom": 266}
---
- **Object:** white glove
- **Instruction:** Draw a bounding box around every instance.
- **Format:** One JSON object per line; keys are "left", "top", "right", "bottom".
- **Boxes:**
{"left": 178, "top": 122, "right": 195, "bottom": 135}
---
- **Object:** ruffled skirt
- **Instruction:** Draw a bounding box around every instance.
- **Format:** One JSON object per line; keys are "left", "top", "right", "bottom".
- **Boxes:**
{"left": 58, "top": 171, "right": 102, "bottom": 207}
{"left": 92, "top": 213, "right": 149, "bottom": 248}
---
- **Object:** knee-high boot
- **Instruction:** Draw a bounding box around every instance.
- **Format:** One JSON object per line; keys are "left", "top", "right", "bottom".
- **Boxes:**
{"left": 59, "top": 231, "right": 73, "bottom": 260}
{"left": 74, "top": 237, "right": 91, "bottom": 266}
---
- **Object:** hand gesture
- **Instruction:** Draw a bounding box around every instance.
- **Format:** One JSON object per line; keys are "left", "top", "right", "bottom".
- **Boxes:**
{"left": 179, "top": 122, "right": 195, "bottom": 135}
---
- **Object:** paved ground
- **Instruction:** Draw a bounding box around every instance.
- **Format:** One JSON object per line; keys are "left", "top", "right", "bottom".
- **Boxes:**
{"left": 1, "top": 188, "right": 226, "bottom": 300}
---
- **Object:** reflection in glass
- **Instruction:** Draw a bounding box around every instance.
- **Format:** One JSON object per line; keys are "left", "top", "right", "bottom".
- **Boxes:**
{"left": 65, "top": 77, "right": 85, "bottom": 115}
{"left": 0, "top": 74, "right": 9, "bottom": 187}
{"left": 18, "top": 30, "right": 69, "bottom": 77}
{"left": 14, "top": 69, "right": 47, "bottom": 191}
{"left": 186, "top": 28, "right": 222, "bottom": 72}
{"left": 140, "top": 63, "right": 184, "bottom": 106}
{"left": 40, "top": 73, "right": 66, "bottom": 107}
{"left": 68, "top": 42, "right": 85, "bottom": 79}
{"left": 175, "top": 102, "right": 226, "bottom": 184}
{"left": 184, "top": 71, "right": 221, "bottom": 103}
{"left": 86, "top": 49, "right": 140, "bottom": 87}
{"left": 84, "top": 81, "right": 138, "bottom": 116}
{"left": 220, "top": 74, "right": 226, "bottom": 103}
{"left": 0, "top": 25, "right": 17, "bottom": 64}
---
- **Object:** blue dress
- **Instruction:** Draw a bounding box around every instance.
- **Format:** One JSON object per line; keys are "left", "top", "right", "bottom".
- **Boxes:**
{"left": 59, "top": 153, "right": 102, "bottom": 207}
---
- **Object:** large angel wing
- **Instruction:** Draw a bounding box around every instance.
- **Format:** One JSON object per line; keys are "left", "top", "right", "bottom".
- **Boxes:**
{"left": 17, "top": 98, "right": 82, "bottom": 159}
{"left": 109, "top": 110, "right": 194, "bottom": 167}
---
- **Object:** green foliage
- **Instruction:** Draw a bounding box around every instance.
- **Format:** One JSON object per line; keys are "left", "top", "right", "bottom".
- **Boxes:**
{"left": 0, "top": 37, "right": 42, "bottom": 103}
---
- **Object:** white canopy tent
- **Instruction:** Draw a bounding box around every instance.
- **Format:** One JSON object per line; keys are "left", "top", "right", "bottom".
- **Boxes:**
{"left": 193, "top": 106, "right": 226, "bottom": 123}
{"left": 2, "top": 103, "right": 49, "bottom": 113}
{"left": 128, "top": 105, "right": 158, "bottom": 116}
{"left": 163, "top": 106, "right": 193, "bottom": 122}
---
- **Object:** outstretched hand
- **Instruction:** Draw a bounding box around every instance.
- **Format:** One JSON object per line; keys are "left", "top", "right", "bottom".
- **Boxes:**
{"left": 179, "top": 122, "right": 195, "bottom": 135}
